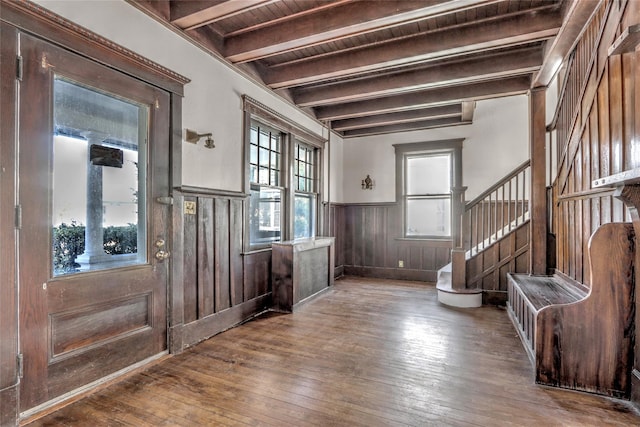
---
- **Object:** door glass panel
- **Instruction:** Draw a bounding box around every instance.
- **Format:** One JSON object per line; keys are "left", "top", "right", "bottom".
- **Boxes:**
{"left": 52, "top": 77, "right": 148, "bottom": 276}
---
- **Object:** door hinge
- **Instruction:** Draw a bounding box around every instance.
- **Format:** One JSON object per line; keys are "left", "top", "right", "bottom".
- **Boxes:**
{"left": 14, "top": 205, "right": 21, "bottom": 229}
{"left": 17, "top": 354, "right": 23, "bottom": 378}
{"left": 16, "top": 55, "right": 23, "bottom": 81}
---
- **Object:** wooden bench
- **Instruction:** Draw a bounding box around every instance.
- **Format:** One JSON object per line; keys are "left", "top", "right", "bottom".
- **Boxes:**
{"left": 507, "top": 222, "right": 635, "bottom": 398}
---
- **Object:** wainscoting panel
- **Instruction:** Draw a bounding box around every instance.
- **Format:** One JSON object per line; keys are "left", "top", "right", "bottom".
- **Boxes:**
{"left": 334, "top": 203, "right": 451, "bottom": 282}
{"left": 552, "top": 0, "right": 637, "bottom": 285}
{"left": 171, "top": 189, "right": 270, "bottom": 351}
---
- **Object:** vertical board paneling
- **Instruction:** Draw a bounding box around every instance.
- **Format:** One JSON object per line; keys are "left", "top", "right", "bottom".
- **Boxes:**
{"left": 197, "top": 198, "right": 215, "bottom": 317}
{"left": 337, "top": 203, "right": 451, "bottom": 281}
{"left": 214, "top": 198, "right": 231, "bottom": 312}
{"left": 183, "top": 195, "right": 198, "bottom": 324}
{"left": 230, "top": 199, "right": 244, "bottom": 305}
{"left": 177, "top": 191, "right": 270, "bottom": 350}
{"left": 553, "top": 1, "right": 638, "bottom": 286}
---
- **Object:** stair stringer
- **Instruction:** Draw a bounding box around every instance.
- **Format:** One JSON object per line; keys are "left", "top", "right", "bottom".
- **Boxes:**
{"left": 465, "top": 219, "right": 530, "bottom": 304}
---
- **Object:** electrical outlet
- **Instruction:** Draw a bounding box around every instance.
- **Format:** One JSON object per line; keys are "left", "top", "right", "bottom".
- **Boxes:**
{"left": 398, "top": 260, "right": 404, "bottom": 268}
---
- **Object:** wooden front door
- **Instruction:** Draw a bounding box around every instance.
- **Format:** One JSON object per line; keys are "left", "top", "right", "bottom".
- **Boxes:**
{"left": 18, "top": 33, "right": 170, "bottom": 412}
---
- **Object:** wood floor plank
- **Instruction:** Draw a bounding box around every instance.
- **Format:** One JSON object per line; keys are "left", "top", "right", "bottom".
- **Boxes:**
{"left": 26, "top": 277, "right": 640, "bottom": 426}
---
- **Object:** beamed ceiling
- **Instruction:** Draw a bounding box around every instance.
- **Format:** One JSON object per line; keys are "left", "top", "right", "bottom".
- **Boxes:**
{"left": 131, "top": 0, "right": 599, "bottom": 138}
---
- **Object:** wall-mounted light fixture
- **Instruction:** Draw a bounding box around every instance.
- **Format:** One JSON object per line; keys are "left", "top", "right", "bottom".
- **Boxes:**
{"left": 361, "top": 174, "right": 373, "bottom": 190}
{"left": 185, "top": 129, "right": 215, "bottom": 149}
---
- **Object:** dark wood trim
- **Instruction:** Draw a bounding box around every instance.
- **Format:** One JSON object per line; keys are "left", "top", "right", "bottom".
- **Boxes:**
{"left": 556, "top": 187, "right": 615, "bottom": 202}
{"left": 532, "top": 0, "right": 600, "bottom": 87}
{"left": 343, "top": 266, "right": 437, "bottom": 282}
{"left": 393, "top": 139, "right": 464, "bottom": 198}
{"left": 242, "top": 95, "right": 326, "bottom": 147}
{"left": 169, "top": 192, "right": 185, "bottom": 353}
{"left": 0, "top": 0, "right": 190, "bottom": 95}
{"left": 179, "top": 294, "right": 271, "bottom": 351}
{"left": 170, "top": 94, "right": 183, "bottom": 189}
{"left": 529, "top": 87, "right": 547, "bottom": 275}
{"left": 0, "top": 20, "right": 18, "bottom": 427}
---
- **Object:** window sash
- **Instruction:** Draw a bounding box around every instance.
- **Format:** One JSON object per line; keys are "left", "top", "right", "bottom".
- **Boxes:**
{"left": 249, "top": 121, "right": 282, "bottom": 187}
{"left": 405, "top": 195, "right": 451, "bottom": 237}
{"left": 294, "top": 192, "right": 316, "bottom": 239}
{"left": 249, "top": 185, "right": 283, "bottom": 247}
{"left": 403, "top": 152, "right": 452, "bottom": 238}
{"left": 294, "top": 142, "right": 315, "bottom": 193}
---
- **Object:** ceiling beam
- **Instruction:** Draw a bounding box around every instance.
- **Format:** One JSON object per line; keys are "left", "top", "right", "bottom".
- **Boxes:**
{"left": 171, "top": 0, "right": 276, "bottom": 31}
{"left": 315, "top": 76, "right": 531, "bottom": 121}
{"left": 342, "top": 117, "right": 469, "bottom": 138}
{"left": 294, "top": 46, "right": 542, "bottom": 107}
{"left": 532, "top": 0, "right": 600, "bottom": 87}
{"left": 332, "top": 104, "right": 462, "bottom": 131}
{"left": 264, "top": 7, "right": 561, "bottom": 89}
{"left": 225, "top": 0, "right": 497, "bottom": 63}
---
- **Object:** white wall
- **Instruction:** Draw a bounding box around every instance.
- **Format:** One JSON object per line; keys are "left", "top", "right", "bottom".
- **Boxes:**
{"left": 343, "top": 95, "right": 530, "bottom": 203}
{"left": 327, "top": 134, "right": 345, "bottom": 203}
{"left": 32, "top": 1, "right": 529, "bottom": 205}
{"left": 34, "top": 0, "right": 335, "bottom": 198}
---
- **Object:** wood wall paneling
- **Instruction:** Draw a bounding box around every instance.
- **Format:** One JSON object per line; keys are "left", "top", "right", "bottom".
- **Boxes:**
{"left": 182, "top": 195, "right": 198, "bottom": 324}
{"left": 174, "top": 190, "right": 270, "bottom": 351}
{"left": 0, "top": 21, "right": 19, "bottom": 427}
{"left": 466, "top": 222, "right": 530, "bottom": 305}
{"left": 553, "top": 0, "right": 638, "bottom": 286}
{"left": 335, "top": 203, "right": 451, "bottom": 282}
{"left": 243, "top": 250, "right": 272, "bottom": 301}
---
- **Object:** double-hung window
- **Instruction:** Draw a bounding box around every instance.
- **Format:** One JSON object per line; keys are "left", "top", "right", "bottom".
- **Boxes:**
{"left": 405, "top": 153, "right": 452, "bottom": 237}
{"left": 293, "top": 141, "right": 317, "bottom": 239}
{"left": 244, "top": 96, "right": 324, "bottom": 249}
{"left": 395, "top": 139, "right": 463, "bottom": 240}
{"left": 248, "top": 121, "right": 284, "bottom": 247}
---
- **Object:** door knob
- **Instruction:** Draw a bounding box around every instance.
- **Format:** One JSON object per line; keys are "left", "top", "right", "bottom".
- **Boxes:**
{"left": 155, "top": 250, "right": 170, "bottom": 261}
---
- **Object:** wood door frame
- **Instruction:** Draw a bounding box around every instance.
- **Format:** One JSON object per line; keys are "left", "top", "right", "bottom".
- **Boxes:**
{"left": 0, "top": 1, "right": 188, "bottom": 423}
{"left": 0, "top": 20, "right": 19, "bottom": 427}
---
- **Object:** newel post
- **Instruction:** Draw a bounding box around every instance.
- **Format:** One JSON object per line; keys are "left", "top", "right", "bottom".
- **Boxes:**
{"left": 451, "top": 186, "right": 467, "bottom": 290}
{"left": 529, "top": 87, "right": 547, "bottom": 274}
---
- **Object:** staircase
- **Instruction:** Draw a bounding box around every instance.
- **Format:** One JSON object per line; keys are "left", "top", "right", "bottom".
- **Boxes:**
{"left": 437, "top": 160, "right": 531, "bottom": 307}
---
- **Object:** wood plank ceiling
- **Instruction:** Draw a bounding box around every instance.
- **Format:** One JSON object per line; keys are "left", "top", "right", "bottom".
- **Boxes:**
{"left": 132, "top": 0, "right": 591, "bottom": 138}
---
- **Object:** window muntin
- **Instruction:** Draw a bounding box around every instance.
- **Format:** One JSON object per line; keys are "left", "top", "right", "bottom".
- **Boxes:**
{"left": 249, "top": 121, "right": 284, "bottom": 248}
{"left": 294, "top": 142, "right": 316, "bottom": 239}
{"left": 249, "top": 123, "right": 281, "bottom": 187}
{"left": 404, "top": 152, "right": 452, "bottom": 238}
{"left": 294, "top": 143, "right": 314, "bottom": 192}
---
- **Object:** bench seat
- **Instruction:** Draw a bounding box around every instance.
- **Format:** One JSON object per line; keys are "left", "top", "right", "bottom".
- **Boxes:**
{"left": 509, "top": 274, "right": 586, "bottom": 311}
{"left": 507, "top": 222, "right": 635, "bottom": 398}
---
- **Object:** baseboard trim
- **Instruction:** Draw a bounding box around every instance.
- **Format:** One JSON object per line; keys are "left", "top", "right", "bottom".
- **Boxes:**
{"left": 20, "top": 352, "right": 169, "bottom": 425}
{"left": 179, "top": 294, "right": 271, "bottom": 350}
{"left": 343, "top": 265, "right": 436, "bottom": 282}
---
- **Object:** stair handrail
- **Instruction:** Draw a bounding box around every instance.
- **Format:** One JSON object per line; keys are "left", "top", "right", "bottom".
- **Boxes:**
{"left": 465, "top": 160, "right": 531, "bottom": 210}
{"left": 463, "top": 160, "right": 531, "bottom": 254}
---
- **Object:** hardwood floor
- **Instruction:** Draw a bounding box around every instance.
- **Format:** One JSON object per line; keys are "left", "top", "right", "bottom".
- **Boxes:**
{"left": 27, "top": 277, "right": 640, "bottom": 426}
